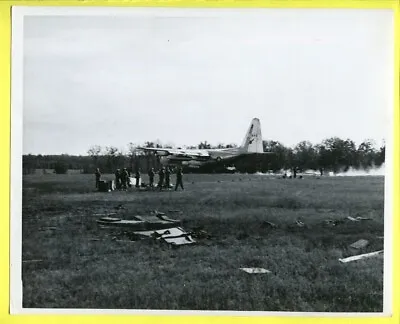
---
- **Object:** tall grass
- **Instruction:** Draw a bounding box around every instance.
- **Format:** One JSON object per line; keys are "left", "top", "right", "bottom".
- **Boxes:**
{"left": 21, "top": 173, "right": 384, "bottom": 312}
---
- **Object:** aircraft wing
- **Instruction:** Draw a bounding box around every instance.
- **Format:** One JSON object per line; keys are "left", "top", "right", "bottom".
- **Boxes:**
{"left": 138, "top": 147, "right": 210, "bottom": 158}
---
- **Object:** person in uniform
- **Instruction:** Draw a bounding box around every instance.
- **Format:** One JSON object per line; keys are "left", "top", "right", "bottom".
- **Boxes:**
{"left": 115, "top": 169, "right": 121, "bottom": 190}
{"left": 95, "top": 168, "right": 101, "bottom": 189}
{"left": 175, "top": 166, "right": 184, "bottom": 191}
{"left": 165, "top": 167, "right": 171, "bottom": 188}
{"left": 135, "top": 168, "right": 141, "bottom": 188}
{"left": 148, "top": 168, "right": 155, "bottom": 187}
{"left": 158, "top": 167, "right": 165, "bottom": 190}
{"left": 120, "top": 168, "right": 128, "bottom": 190}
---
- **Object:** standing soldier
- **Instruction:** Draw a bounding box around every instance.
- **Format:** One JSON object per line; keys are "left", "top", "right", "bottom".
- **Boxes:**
{"left": 115, "top": 169, "right": 121, "bottom": 190}
{"left": 120, "top": 168, "right": 127, "bottom": 190}
{"left": 124, "top": 168, "right": 130, "bottom": 188}
{"left": 127, "top": 168, "right": 132, "bottom": 187}
{"left": 148, "top": 168, "right": 155, "bottom": 187}
{"left": 95, "top": 168, "right": 101, "bottom": 189}
{"left": 135, "top": 168, "right": 141, "bottom": 188}
{"left": 165, "top": 167, "right": 171, "bottom": 188}
{"left": 175, "top": 166, "right": 184, "bottom": 191}
{"left": 158, "top": 167, "right": 165, "bottom": 190}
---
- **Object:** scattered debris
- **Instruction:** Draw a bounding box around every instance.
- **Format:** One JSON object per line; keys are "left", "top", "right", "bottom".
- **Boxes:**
{"left": 240, "top": 267, "right": 271, "bottom": 274}
{"left": 155, "top": 214, "right": 182, "bottom": 224}
{"left": 346, "top": 216, "right": 372, "bottom": 222}
{"left": 162, "top": 234, "right": 195, "bottom": 246}
{"left": 134, "top": 215, "right": 180, "bottom": 228}
{"left": 152, "top": 210, "right": 165, "bottom": 216}
{"left": 98, "top": 212, "right": 194, "bottom": 247}
{"left": 339, "top": 250, "right": 383, "bottom": 263}
{"left": 99, "top": 217, "right": 121, "bottom": 222}
{"left": 93, "top": 213, "right": 117, "bottom": 216}
{"left": 134, "top": 227, "right": 196, "bottom": 246}
{"left": 97, "top": 214, "right": 180, "bottom": 230}
{"left": 350, "top": 239, "right": 369, "bottom": 249}
{"left": 134, "top": 227, "right": 184, "bottom": 238}
{"left": 97, "top": 219, "right": 146, "bottom": 230}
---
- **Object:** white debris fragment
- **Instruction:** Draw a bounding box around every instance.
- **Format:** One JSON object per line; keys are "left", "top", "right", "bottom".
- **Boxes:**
{"left": 240, "top": 267, "right": 271, "bottom": 274}
{"left": 339, "top": 250, "right": 383, "bottom": 263}
{"left": 350, "top": 239, "right": 369, "bottom": 249}
{"left": 346, "top": 216, "right": 371, "bottom": 222}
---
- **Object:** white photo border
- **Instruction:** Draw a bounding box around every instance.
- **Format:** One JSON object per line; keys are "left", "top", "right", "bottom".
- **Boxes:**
{"left": 10, "top": 5, "right": 395, "bottom": 317}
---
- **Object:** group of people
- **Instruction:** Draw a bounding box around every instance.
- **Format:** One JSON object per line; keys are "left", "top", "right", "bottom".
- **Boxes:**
{"left": 95, "top": 166, "right": 184, "bottom": 191}
{"left": 147, "top": 166, "right": 184, "bottom": 191}
{"left": 114, "top": 168, "right": 133, "bottom": 190}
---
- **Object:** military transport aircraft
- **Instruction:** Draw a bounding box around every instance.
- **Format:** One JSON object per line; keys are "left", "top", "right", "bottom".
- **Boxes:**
{"left": 138, "top": 118, "right": 271, "bottom": 168}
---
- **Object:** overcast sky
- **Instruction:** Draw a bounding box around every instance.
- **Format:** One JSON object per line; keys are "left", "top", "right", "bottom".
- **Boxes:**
{"left": 20, "top": 8, "right": 393, "bottom": 155}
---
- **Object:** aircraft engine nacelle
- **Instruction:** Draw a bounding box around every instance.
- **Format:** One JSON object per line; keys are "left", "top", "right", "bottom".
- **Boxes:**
{"left": 182, "top": 161, "right": 202, "bottom": 166}
{"left": 156, "top": 151, "right": 169, "bottom": 156}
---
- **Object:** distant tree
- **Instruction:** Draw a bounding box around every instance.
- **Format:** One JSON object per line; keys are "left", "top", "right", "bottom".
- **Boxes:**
{"left": 105, "top": 146, "right": 119, "bottom": 173}
{"left": 285, "top": 148, "right": 295, "bottom": 170}
{"left": 293, "top": 141, "right": 317, "bottom": 171}
{"left": 316, "top": 144, "right": 329, "bottom": 175}
{"left": 128, "top": 142, "right": 146, "bottom": 171}
{"left": 318, "top": 137, "right": 356, "bottom": 173}
{"left": 54, "top": 160, "right": 68, "bottom": 174}
{"left": 263, "top": 140, "right": 288, "bottom": 172}
{"left": 198, "top": 141, "right": 211, "bottom": 149}
{"left": 22, "top": 154, "right": 37, "bottom": 175}
{"left": 225, "top": 143, "right": 238, "bottom": 148}
{"left": 375, "top": 142, "right": 385, "bottom": 167}
{"left": 144, "top": 141, "right": 155, "bottom": 148}
{"left": 87, "top": 145, "right": 102, "bottom": 168}
{"left": 357, "top": 139, "right": 377, "bottom": 170}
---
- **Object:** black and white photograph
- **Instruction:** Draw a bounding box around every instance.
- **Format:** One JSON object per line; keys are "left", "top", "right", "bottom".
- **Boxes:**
{"left": 11, "top": 6, "right": 394, "bottom": 314}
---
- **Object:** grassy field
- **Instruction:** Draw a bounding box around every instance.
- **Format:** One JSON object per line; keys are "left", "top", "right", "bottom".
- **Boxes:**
{"left": 21, "top": 172, "right": 384, "bottom": 312}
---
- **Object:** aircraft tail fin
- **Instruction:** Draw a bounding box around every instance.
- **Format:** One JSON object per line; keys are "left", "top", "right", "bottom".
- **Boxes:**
{"left": 240, "top": 118, "right": 264, "bottom": 153}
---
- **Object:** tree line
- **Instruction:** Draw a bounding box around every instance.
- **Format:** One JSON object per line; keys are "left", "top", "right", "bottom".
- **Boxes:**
{"left": 22, "top": 137, "right": 385, "bottom": 175}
